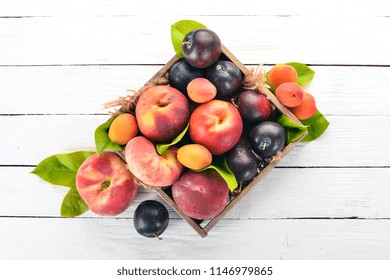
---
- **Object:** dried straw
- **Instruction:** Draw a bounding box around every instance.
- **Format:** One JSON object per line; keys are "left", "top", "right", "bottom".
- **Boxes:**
{"left": 242, "top": 65, "right": 267, "bottom": 92}
{"left": 102, "top": 73, "right": 170, "bottom": 116}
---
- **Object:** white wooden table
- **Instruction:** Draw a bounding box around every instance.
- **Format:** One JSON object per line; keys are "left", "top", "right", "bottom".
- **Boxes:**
{"left": 1, "top": 0, "right": 390, "bottom": 260}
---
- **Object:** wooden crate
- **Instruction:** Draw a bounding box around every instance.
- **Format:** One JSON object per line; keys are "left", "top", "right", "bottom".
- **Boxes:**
{"left": 137, "top": 45, "right": 307, "bottom": 237}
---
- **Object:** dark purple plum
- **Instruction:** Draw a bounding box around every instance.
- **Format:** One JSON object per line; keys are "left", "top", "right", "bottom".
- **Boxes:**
{"left": 168, "top": 59, "right": 204, "bottom": 94}
{"left": 206, "top": 60, "right": 242, "bottom": 98}
{"left": 182, "top": 28, "right": 221, "bottom": 68}
{"left": 133, "top": 200, "right": 169, "bottom": 238}
{"left": 226, "top": 144, "right": 259, "bottom": 183}
{"left": 249, "top": 121, "right": 286, "bottom": 159}
{"left": 237, "top": 90, "right": 272, "bottom": 123}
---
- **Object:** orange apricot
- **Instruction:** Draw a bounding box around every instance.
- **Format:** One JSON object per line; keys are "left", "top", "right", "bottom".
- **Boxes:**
{"left": 267, "top": 64, "right": 298, "bottom": 91}
{"left": 177, "top": 144, "right": 213, "bottom": 170}
{"left": 275, "top": 82, "right": 304, "bottom": 107}
{"left": 187, "top": 78, "right": 217, "bottom": 103}
{"left": 289, "top": 92, "right": 317, "bottom": 120}
{"left": 108, "top": 113, "right": 138, "bottom": 145}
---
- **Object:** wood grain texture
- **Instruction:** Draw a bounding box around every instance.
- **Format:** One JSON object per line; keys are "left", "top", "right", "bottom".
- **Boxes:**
{"left": 2, "top": 167, "right": 389, "bottom": 219}
{"left": 1, "top": 16, "right": 389, "bottom": 65}
{"left": 1, "top": 0, "right": 389, "bottom": 17}
{"left": 1, "top": 66, "right": 389, "bottom": 116}
{"left": 1, "top": 218, "right": 389, "bottom": 260}
{"left": 1, "top": 0, "right": 389, "bottom": 259}
{"left": 0, "top": 115, "right": 388, "bottom": 167}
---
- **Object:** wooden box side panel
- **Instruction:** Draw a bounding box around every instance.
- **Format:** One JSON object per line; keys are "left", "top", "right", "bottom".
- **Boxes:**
{"left": 141, "top": 48, "right": 307, "bottom": 237}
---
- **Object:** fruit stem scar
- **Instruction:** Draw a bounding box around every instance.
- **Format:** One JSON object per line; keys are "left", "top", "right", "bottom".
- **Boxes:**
{"left": 101, "top": 179, "right": 111, "bottom": 190}
{"left": 154, "top": 233, "right": 162, "bottom": 240}
{"left": 261, "top": 142, "right": 267, "bottom": 151}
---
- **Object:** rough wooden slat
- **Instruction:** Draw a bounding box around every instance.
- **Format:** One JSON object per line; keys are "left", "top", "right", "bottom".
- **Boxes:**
{"left": 1, "top": 65, "right": 389, "bottom": 116}
{"left": 1, "top": 218, "right": 389, "bottom": 259}
{"left": 0, "top": 115, "right": 388, "bottom": 166}
{"left": 1, "top": 0, "right": 389, "bottom": 17}
{"left": 3, "top": 167, "right": 390, "bottom": 219}
{"left": 1, "top": 16, "right": 390, "bottom": 65}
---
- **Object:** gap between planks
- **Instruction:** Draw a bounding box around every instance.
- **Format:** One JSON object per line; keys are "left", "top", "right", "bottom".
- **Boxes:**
{"left": 1, "top": 216, "right": 389, "bottom": 220}
{"left": 1, "top": 63, "right": 390, "bottom": 67}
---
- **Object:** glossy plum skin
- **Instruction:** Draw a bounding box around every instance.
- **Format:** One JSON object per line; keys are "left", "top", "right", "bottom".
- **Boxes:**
{"left": 168, "top": 59, "right": 204, "bottom": 94}
{"left": 206, "top": 60, "right": 242, "bottom": 98}
{"left": 249, "top": 121, "right": 286, "bottom": 159}
{"left": 237, "top": 91, "right": 272, "bottom": 123}
{"left": 182, "top": 28, "right": 221, "bottom": 68}
{"left": 133, "top": 200, "right": 169, "bottom": 238}
{"left": 226, "top": 144, "right": 259, "bottom": 183}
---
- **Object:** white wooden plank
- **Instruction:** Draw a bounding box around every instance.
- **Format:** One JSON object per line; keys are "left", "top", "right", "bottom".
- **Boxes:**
{"left": 1, "top": 65, "right": 389, "bottom": 116}
{"left": 1, "top": 0, "right": 389, "bottom": 17}
{"left": 3, "top": 167, "right": 389, "bottom": 219}
{"left": 1, "top": 218, "right": 389, "bottom": 259}
{"left": 0, "top": 115, "right": 388, "bottom": 166}
{"left": 1, "top": 16, "right": 389, "bottom": 65}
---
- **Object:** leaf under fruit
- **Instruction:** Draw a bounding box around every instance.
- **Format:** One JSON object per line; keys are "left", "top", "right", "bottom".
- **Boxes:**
{"left": 60, "top": 187, "right": 89, "bottom": 218}
{"left": 171, "top": 19, "right": 207, "bottom": 58}
{"left": 286, "top": 62, "right": 315, "bottom": 87}
{"left": 156, "top": 123, "right": 189, "bottom": 155}
{"left": 31, "top": 151, "right": 95, "bottom": 188}
{"left": 273, "top": 114, "right": 308, "bottom": 144}
{"left": 301, "top": 110, "right": 330, "bottom": 142}
{"left": 94, "top": 117, "right": 123, "bottom": 155}
{"left": 198, "top": 155, "right": 238, "bottom": 192}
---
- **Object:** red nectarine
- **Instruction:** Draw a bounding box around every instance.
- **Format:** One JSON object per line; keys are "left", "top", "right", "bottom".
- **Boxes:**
{"left": 189, "top": 100, "right": 243, "bottom": 155}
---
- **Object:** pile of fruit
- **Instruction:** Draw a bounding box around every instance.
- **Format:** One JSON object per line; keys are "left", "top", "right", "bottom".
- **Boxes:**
{"left": 32, "top": 20, "right": 329, "bottom": 238}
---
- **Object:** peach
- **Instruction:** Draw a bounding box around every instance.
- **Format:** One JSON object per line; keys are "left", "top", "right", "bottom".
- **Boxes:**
{"left": 189, "top": 100, "right": 243, "bottom": 155}
{"left": 275, "top": 82, "right": 304, "bottom": 107}
{"left": 135, "top": 85, "right": 190, "bottom": 143}
{"left": 125, "top": 136, "right": 184, "bottom": 187}
{"left": 289, "top": 92, "right": 317, "bottom": 120}
{"left": 177, "top": 144, "right": 212, "bottom": 170}
{"left": 76, "top": 152, "right": 138, "bottom": 216}
{"left": 108, "top": 113, "right": 138, "bottom": 145}
{"left": 172, "top": 169, "right": 229, "bottom": 220}
{"left": 267, "top": 64, "right": 298, "bottom": 91}
{"left": 187, "top": 78, "right": 217, "bottom": 103}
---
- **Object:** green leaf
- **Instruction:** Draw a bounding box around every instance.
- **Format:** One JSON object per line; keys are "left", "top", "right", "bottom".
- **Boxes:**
{"left": 301, "top": 110, "right": 330, "bottom": 142}
{"left": 171, "top": 19, "right": 207, "bottom": 58}
{"left": 156, "top": 123, "right": 189, "bottom": 155}
{"left": 198, "top": 155, "right": 238, "bottom": 192}
{"left": 94, "top": 117, "right": 123, "bottom": 155}
{"left": 273, "top": 114, "right": 308, "bottom": 144}
{"left": 31, "top": 151, "right": 95, "bottom": 188}
{"left": 60, "top": 187, "right": 89, "bottom": 218}
{"left": 286, "top": 62, "right": 315, "bottom": 87}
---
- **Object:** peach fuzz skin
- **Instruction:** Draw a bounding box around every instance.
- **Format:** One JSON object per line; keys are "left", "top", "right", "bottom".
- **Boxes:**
{"left": 172, "top": 169, "right": 229, "bottom": 220}
{"left": 177, "top": 144, "right": 212, "bottom": 170}
{"left": 289, "top": 92, "right": 317, "bottom": 120}
{"left": 267, "top": 64, "right": 298, "bottom": 91}
{"left": 76, "top": 152, "right": 138, "bottom": 216}
{"left": 275, "top": 82, "right": 304, "bottom": 108}
{"left": 108, "top": 113, "right": 138, "bottom": 145}
{"left": 125, "top": 136, "right": 184, "bottom": 187}
{"left": 187, "top": 77, "right": 217, "bottom": 103}
{"left": 135, "top": 85, "right": 190, "bottom": 143}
